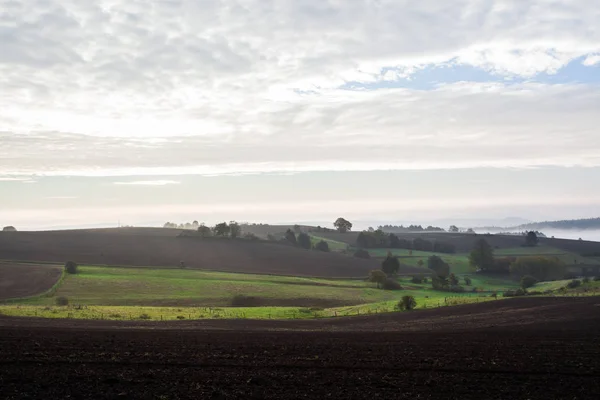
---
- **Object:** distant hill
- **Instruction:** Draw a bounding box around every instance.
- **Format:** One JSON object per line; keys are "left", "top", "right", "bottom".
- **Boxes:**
{"left": 510, "top": 218, "right": 600, "bottom": 231}
{"left": 0, "top": 228, "right": 379, "bottom": 278}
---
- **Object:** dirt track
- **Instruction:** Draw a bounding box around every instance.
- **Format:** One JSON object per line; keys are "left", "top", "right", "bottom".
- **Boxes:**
{"left": 0, "top": 230, "right": 382, "bottom": 278}
{"left": 1, "top": 297, "right": 599, "bottom": 399}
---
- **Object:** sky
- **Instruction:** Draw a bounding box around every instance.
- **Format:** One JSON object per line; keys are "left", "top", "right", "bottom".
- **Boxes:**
{"left": 1, "top": 0, "right": 600, "bottom": 231}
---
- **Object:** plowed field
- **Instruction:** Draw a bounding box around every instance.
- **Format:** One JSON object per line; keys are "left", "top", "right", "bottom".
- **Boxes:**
{"left": 1, "top": 297, "right": 599, "bottom": 399}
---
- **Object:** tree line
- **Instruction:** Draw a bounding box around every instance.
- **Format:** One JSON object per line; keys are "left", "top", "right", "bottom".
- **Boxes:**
{"left": 356, "top": 230, "right": 456, "bottom": 253}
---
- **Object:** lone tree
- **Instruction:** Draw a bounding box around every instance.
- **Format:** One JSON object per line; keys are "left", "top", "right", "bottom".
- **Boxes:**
{"left": 381, "top": 253, "right": 400, "bottom": 275}
{"left": 315, "top": 240, "right": 330, "bottom": 252}
{"left": 469, "top": 238, "right": 495, "bottom": 271}
{"left": 333, "top": 217, "right": 353, "bottom": 233}
{"left": 525, "top": 231, "right": 539, "bottom": 247}
{"left": 368, "top": 270, "right": 388, "bottom": 289}
{"left": 197, "top": 224, "right": 212, "bottom": 237}
{"left": 520, "top": 275, "right": 538, "bottom": 289}
{"left": 285, "top": 229, "right": 297, "bottom": 245}
{"left": 229, "top": 221, "right": 242, "bottom": 238}
{"left": 65, "top": 261, "right": 78, "bottom": 274}
{"left": 427, "top": 256, "right": 450, "bottom": 278}
{"left": 448, "top": 225, "right": 459, "bottom": 233}
{"left": 297, "top": 233, "right": 312, "bottom": 249}
{"left": 213, "top": 222, "right": 230, "bottom": 237}
{"left": 2, "top": 226, "right": 16, "bottom": 232}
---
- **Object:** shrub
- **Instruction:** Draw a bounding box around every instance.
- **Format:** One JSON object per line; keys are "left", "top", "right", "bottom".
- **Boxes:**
{"left": 528, "top": 290, "right": 542, "bottom": 296}
{"left": 397, "top": 295, "right": 417, "bottom": 311}
{"left": 449, "top": 285, "right": 465, "bottom": 293}
{"left": 176, "top": 315, "right": 186, "bottom": 320}
{"left": 55, "top": 296, "right": 69, "bottom": 306}
{"left": 382, "top": 278, "right": 402, "bottom": 290}
{"left": 64, "top": 261, "right": 78, "bottom": 274}
{"left": 297, "top": 233, "right": 312, "bottom": 249}
{"left": 567, "top": 279, "right": 582, "bottom": 289}
{"left": 411, "top": 276, "right": 424, "bottom": 284}
{"left": 595, "top": 276, "right": 600, "bottom": 282}
{"left": 464, "top": 276, "right": 472, "bottom": 286}
{"left": 503, "top": 288, "right": 527, "bottom": 297}
{"left": 109, "top": 313, "right": 122, "bottom": 319}
{"left": 520, "top": 275, "right": 538, "bottom": 289}
{"left": 582, "top": 277, "right": 591, "bottom": 284}
{"left": 491, "top": 291, "right": 498, "bottom": 298}
{"left": 139, "top": 313, "right": 151, "bottom": 320}
{"left": 368, "top": 270, "right": 388, "bottom": 289}
{"left": 353, "top": 249, "right": 371, "bottom": 259}
{"left": 314, "top": 240, "right": 330, "bottom": 252}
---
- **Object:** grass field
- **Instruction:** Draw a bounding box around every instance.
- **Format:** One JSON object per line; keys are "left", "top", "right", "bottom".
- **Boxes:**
{"left": 18, "top": 266, "right": 404, "bottom": 307}
{"left": 0, "top": 291, "right": 499, "bottom": 321}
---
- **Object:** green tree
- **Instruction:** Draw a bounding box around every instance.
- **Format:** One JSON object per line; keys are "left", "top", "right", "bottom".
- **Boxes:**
{"left": 285, "top": 229, "right": 297, "bottom": 245}
{"left": 381, "top": 253, "right": 400, "bottom": 275}
{"left": 315, "top": 240, "right": 330, "bottom": 252}
{"left": 464, "top": 276, "right": 472, "bottom": 286}
{"left": 469, "top": 239, "right": 495, "bottom": 271}
{"left": 520, "top": 275, "right": 538, "bottom": 289}
{"left": 297, "top": 233, "right": 311, "bottom": 249}
{"left": 368, "top": 270, "right": 388, "bottom": 289}
{"left": 525, "top": 231, "right": 539, "bottom": 247}
{"left": 333, "top": 217, "right": 353, "bottom": 233}
{"left": 427, "top": 256, "right": 450, "bottom": 278}
{"left": 197, "top": 224, "right": 211, "bottom": 237}
{"left": 510, "top": 257, "right": 566, "bottom": 281}
{"left": 65, "top": 261, "right": 78, "bottom": 274}
{"left": 213, "top": 222, "right": 230, "bottom": 237}
{"left": 449, "top": 273, "right": 459, "bottom": 286}
{"left": 229, "top": 221, "right": 241, "bottom": 238}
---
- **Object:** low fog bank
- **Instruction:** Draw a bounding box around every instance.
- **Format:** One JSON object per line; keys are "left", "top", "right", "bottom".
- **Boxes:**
{"left": 476, "top": 228, "right": 600, "bottom": 242}
{"left": 540, "top": 229, "right": 600, "bottom": 242}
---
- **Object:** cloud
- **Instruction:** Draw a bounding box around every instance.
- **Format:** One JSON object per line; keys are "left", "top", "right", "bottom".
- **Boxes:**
{"left": 1, "top": 0, "right": 599, "bottom": 176}
{"left": 583, "top": 54, "right": 600, "bottom": 66}
{"left": 113, "top": 180, "right": 181, "bottom": 186}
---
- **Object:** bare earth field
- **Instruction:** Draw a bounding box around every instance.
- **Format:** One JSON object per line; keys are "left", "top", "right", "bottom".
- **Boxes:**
{"left": 1, "top": 297, "right": 599, "bottom": 399}
{"left": 0, "top": 230, "right": 379, "bottom": 278}
{"left": 0, "top": 262, "right": 62, "bottom": 300}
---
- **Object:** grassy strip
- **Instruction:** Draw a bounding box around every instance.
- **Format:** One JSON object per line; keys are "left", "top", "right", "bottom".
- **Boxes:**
{"left": 0, "top": 294, "right": 501, "bottom": 321}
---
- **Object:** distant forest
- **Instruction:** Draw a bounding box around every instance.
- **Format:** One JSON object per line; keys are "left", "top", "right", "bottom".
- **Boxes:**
{"left": 513, "top": 218, "right": 600, "bottom": 231}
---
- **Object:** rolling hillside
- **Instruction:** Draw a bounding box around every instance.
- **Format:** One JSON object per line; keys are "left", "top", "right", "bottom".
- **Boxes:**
{"left": 0, "top": 229, "right": 379, "bottom": 278}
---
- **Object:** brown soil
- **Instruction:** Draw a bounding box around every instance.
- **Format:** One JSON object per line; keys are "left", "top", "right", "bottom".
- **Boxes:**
{"left": 0, "top": 229, "right": 380, "bottom": 278}
{"left": 1, "top": 297, "right": 598, "bottom": 399}
{"left": 0, "top": 262, "right": 63, "bottom": 300}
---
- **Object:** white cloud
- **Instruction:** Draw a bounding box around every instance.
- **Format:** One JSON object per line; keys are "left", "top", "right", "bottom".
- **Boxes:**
{"left": 583, "top": 54, "right": 600, "bottom": 66}
{"left": 1, "top": 0, "right": 599, "bottom": 176}
{"left": 113, "top": 180, "right": 181, "bottom": 186}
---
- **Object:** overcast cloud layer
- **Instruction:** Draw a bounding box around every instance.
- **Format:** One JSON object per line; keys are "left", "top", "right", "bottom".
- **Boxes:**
{"left": 1, "top": 0, "right": 600, "bottom": 176}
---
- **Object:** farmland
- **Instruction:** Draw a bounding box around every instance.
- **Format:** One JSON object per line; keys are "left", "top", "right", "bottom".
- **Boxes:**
{"left": 1, "top": 297, "right": 599, "bottom": 399}
{"left": 0, "top": 262, "right": 63, "bottom": 300}
{"left": 0, "top": 229, "right": 379, "bottom": 278}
